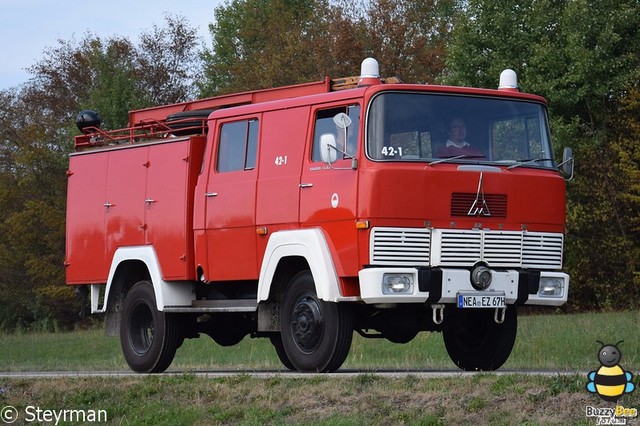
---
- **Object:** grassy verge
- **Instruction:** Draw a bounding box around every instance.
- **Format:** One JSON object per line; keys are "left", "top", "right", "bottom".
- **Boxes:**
{"left": 1, "top": 311, "right": 639, "bottom": 424}
{"left": 0, "top": 373, "right": 620, "bottom": 425}
{"left": 1, "top": 310, "right": 639, "bottom": 372}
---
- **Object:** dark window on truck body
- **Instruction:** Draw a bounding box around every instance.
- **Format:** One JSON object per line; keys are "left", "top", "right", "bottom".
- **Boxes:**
{"left": 217, "top": 119, "right": 259, "bottom": 172}
{"left": 366, "top": 92, "right": 554, "bottom": 168}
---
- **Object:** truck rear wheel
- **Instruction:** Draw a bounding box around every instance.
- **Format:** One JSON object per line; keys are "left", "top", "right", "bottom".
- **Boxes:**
{"left": 120, "top": 281, "right": 182, "bottom": 373}
{"left": 280, "top": 271, "right": 353, "bottom": 373}
{"left": 442, "top": 305, "right": 517, "bottom": 371}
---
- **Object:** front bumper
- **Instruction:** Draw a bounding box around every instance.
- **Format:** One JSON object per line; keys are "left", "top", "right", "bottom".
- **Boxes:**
{"left": 358, "top": 267, "right": 569, "bottom": 306}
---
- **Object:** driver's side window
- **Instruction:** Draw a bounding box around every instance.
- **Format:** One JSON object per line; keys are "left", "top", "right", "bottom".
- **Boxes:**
{"left": 311, "top": 104, "right": 360, "bottom": 162}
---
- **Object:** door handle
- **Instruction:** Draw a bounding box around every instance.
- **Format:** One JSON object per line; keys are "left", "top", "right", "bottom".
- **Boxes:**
{"left": 205, "top": 192, "right": 218, "bottom": 198}
{"left": 299, "top": 183, "right": 314, "bottom": 188}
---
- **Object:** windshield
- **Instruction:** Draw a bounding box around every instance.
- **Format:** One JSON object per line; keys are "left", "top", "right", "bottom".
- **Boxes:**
{"left": 366, "top": 92, "right": 554, "bottom": 168}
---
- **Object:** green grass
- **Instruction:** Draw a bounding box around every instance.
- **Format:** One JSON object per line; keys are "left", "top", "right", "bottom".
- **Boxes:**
{"left": 0, "top": 310, "right": 639, "bottom": 372}
{"left": 0, "top": 373, "right": 634, "bottom": 425}
{"left": 1, "top": 311, "right": 640, "bottom": 425}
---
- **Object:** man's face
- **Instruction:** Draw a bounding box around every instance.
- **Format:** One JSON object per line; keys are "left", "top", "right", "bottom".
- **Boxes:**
{"left": 449, "top": 119, "right": 466, "bottom": 143}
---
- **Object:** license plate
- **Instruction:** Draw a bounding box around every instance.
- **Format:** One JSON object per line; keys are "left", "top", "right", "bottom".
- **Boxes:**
{"left": 457, "top": 292, "right": 506, "bottom": 309}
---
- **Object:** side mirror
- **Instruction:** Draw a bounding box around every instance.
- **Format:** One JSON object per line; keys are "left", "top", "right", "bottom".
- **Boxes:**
{"left": 559, "top": 147, "right": 574, "bottom": 180}
{"left": 320, "top": 133, "right": 338, "bottom": 164}
{"left": 333, "top": 112, "right": 352, "bottom": 129}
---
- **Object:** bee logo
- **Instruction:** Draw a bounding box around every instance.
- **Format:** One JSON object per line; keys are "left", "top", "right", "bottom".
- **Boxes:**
{"left": 586, "top": 340, "right": 635, "bottom": 402}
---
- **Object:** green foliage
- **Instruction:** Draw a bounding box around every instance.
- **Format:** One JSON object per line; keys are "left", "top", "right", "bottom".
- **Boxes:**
{"left": 136, "top": 15, "right": 202, "bottom": 105}
{"left": 199, "top": 0, "right": 457, "bottom": 95}
{"left": 445, "top": 0, "right": 640, "bottom": 138}
{"left": 29, "top": 15, "right": 201, "bottom": 130}
{"left": 83, "top": 37, "right": 140, "bottom": 129}
{"left": 353, "top": 0, "right": 459, "bottom": 83}
{"left": 0, "top": 16, "right": 202, "bottom": 331}
{"left": 200, "top": 0, "right": 335, "bottom": 95}
{"left": 564, "top": 126, "right": 640, "bottom": 310}
{"left": 0, "top": 87, "right": 72, "bottom": 330}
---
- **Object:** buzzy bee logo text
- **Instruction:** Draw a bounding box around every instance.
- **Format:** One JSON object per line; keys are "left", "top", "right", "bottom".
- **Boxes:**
{"left": 585, "top": 340, "right": 637, "bottom": 425}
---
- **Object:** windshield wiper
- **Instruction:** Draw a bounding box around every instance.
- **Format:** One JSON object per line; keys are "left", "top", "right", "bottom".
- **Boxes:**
{"left": 428, "top": 154, "right": 485, "bottom": 166}
{"left": 507, "top": 158, "right": 553, "bottom": 169}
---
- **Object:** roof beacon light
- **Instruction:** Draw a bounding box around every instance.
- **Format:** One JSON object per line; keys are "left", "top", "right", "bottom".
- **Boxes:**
{"left": 498, "top": 69, "right": 519, "bottom": 92}
{"left": 359, "top": 57, "right": 381, "bottom": 86}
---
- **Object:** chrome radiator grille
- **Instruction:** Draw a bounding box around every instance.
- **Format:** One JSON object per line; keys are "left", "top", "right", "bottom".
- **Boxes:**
{"left": 370, "top": 228, "right": 431, "bottom": 266}
{"left": 370, "top": 227, "right": 563, "bottom": 269}
{"left": 521, "top": 232, "right": 565, "bottom": 268}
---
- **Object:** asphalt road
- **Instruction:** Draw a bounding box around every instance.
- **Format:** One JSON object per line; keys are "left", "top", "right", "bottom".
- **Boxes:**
{"left": 0, "top": 369, "right": 586, "bottom": 379}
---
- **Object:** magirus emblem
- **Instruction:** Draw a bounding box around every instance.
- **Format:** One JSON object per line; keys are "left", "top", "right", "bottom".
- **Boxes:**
{"left": 468, "top": 172, "right": 491, "bottom": 216}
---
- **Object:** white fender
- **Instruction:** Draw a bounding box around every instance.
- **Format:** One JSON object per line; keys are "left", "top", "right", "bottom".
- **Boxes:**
{"left": 258, "top": 228, "right": 352, "bottom": 303}
{"left": 94, "top": 246, "right": 194, "bottom": 313}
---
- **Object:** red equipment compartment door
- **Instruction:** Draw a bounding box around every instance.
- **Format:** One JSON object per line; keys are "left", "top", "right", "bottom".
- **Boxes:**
{"left": 204, "top": 118, "right": 259, "bottom": 281}
{"left": 104, "top": 147, "right": 147, "bottom": 262}
{"left": 66, "top": 152, "right": 109, "bottom": 284}
{"left": 145, "top": 139, "right": 201, "bottom": 281}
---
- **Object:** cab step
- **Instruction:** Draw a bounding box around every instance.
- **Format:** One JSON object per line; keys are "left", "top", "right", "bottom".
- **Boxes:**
{"left": 163, "top": 299, "right": 258, "bottom": 313}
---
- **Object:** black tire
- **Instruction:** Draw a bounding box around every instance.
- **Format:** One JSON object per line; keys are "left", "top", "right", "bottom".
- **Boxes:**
{"left": 280, "top": 271, "right": 353, "bottom": 373}
{"left": 120, "top": 281, "right": 182, "bottom": 373}
{"left": 165, "top": 109, "right": 213, "bottom": 136}
{"left": 269, "top": 334, "right": 296, "bottom": 371}
{"left": 443, "top": 305, "right": 517, "bottom": 371}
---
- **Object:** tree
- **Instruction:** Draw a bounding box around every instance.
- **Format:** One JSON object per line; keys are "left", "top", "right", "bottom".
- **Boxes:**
{"left": 199, "top": 0, "right": 459, "bottom": 96}
{"left": 566, "top": 83, "right": 640, "bottom": 310}
{"left": 0, "top": 89, "right": 73, "bottom": 330}
{"left": 200, "top": 0, "right": 337, "bottom": 95}
{"left": 0, "top": 16, "right": 203, "bottom": 330}
{"left": 28, "top": 14, "right": 202, "bottom": 130}
{"left": 446, "top": 0, "right": 640, "bottom": 127}
{"left": 362, "top": 0, "right": 459, "bottom": 83}
{"left": 136, "top": 14, "right": 202, "bottom": 106}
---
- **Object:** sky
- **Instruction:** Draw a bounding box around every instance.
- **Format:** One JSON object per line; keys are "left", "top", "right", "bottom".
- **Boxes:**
{"left": 0, "top": 0, "right": 225, "bottom": 90}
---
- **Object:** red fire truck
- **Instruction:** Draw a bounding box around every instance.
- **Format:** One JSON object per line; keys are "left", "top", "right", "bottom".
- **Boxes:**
{"left": 66, "top": 58, "right": 572, "bottom": 373}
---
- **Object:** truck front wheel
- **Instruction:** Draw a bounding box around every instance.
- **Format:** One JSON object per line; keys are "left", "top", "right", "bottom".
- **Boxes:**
{"left": 120, "top": 280, "right": 182, "bottom": 373}
{"left": 442, "top": 305, "right": 517, "bottom": 371}
{"left": 280, "top": 271, "right": 353, "bottom": 373}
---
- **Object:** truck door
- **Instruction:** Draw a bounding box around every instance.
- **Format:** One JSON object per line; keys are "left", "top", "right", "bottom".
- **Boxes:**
{"left": 104, "top": 147, "right": 147, "bottom": 262}
{"left": 204, "top": 117, "right": 260, "bottom": 281}
{"left": 65, "top": 152, "right": 109, "bottom": 283}
{"left": 299, "top": 104, "right": 361, "bottom": 277}
{"left": 255, "top": 106, "right": 309, "bottom": 254}
{"left": 145, "top": 138, "right": 204, "bottom": 281}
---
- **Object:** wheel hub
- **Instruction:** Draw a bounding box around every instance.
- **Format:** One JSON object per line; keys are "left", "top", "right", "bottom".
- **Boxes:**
{"left": 130, "top": 303, "right": 154, "bottom": 355}
{"left": 290, "top": 295, "right": 323, "bottom": 353}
